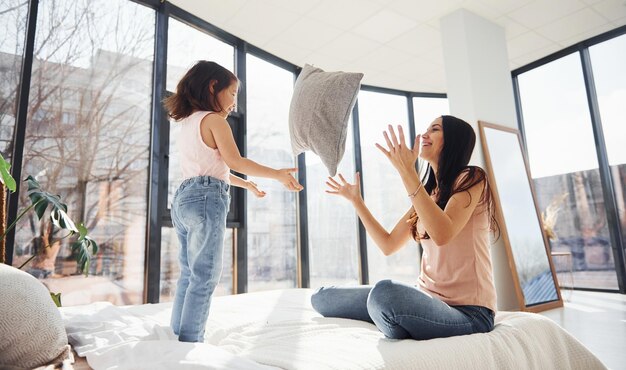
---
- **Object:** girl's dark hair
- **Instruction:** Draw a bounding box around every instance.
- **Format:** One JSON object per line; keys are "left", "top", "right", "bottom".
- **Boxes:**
{"left": 409, "top": 115, "right": 499, "bottom": 240}
{"left": 163, "top": 60, "right": 238, "bottom": 120}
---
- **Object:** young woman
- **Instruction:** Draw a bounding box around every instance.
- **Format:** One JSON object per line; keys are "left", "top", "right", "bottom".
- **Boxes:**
{"left": 312, "top": 115, "right": 498, "bottom": 340}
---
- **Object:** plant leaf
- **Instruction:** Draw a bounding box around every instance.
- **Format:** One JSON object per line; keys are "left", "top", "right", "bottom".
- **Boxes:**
{"left": 50, "top": 292, "right": 62, "bottom": 307}
{"left": 71, "top": 233, "right": 98, "bottom": 275}
{"left": 0, "top": 153, "right": 16, "bottom": 192}
{"left": 76, "top": 223, "right": 88, "bottom": 240}
{"left": 50, "top": 207, "right": 78, "bottom": 232}
{"left": 25, "top": 176, "right": 74, "bottom": 233}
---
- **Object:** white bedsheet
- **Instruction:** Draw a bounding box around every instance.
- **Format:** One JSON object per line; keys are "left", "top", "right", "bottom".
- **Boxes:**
{"left": 61, "top": 288, "right": 606, "bottom": 370}
{"left": 60, "top": 301, "right": 277, "bottom": 370}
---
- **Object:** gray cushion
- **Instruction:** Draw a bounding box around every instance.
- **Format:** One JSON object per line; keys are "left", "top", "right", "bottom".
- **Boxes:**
{"left": 0, "top": 263, "right": 71, "bottom": 369}
{"left": 289, "top": 64, "right": 363, "bottom": 176}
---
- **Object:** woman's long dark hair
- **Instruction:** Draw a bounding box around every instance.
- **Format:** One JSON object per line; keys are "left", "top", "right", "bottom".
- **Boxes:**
{"left": 163, "top": 60, "right": 238, "bottom": 120}
{"left": 409, "top": 115, "right": 498, "bottom": 240}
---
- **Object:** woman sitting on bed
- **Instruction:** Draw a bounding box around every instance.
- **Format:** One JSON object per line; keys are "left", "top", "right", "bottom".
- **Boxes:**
{"left": 311, "top": 115, "right": 499, "bottom": 340}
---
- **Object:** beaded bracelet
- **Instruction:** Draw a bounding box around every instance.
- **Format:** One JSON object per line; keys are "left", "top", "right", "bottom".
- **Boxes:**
{"left": 408, "top": 159, "right": 425, "bottom": 198}
{"left": 408, "top": 182, "right": 423, "bottom": 198}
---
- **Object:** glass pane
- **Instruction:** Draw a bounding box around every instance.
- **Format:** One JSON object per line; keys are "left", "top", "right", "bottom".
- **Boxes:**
{"left": 307, "top": 117, "right": 359, "bottom": 287}
{"left": 162, "top": 18, "right": 236, "bottom": 301}
{"left": 412, "top": 97, "right": 449, "bottom": 136}
{"left": 0, "top": 0, "right": 28, "bottom": 159}
{"left": 160, "top": 227, "right": 234, "bottom": 301}
{"left": 166, "top": 18, "right": 235, "bottom": 206}
{"left": 517, "top": 53, "right": 618, "bottom": 290}
{"left": 246, "top": 54, "right": 297, "bottom": 292}
{"left": 166, "top": 18, "right": 234, "bottom": 93}
{"left": 12, "top": 0, "right": 155, "bottom": 305}
{"left": 590, "top": 34, "right": 626, "bottom": 274}
{"left": 357, "top": 91, "right": 420, "bottom": 284}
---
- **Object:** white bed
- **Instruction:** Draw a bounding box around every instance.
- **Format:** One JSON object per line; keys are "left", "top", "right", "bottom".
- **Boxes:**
{"left": 60, "top": 288, "right": 606, "bottom": 370}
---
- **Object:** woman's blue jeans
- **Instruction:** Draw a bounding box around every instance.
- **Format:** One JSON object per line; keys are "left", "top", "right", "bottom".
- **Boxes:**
{"left": 311, "top": 280, "right": 494, "bottom": 340}
{"left": 170, "top": 176, "right": 230, "bottom": 343}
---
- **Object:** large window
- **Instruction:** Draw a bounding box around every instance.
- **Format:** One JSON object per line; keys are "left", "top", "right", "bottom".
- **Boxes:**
{"left": 590, "top": 34, "right": 626, "bottom": 268}
{"left": 12, "top": 0, "right": 155, "bottom": 305}
{"left": 160, "top": 18, "right": 235, "bottom": 301}
{"left": 307, "top": 118, "right": 359, "bottom": 287}
{"left": 517, "top": 53, "right": 618, "bottom": 290}
{"left": 357, "top": 90, "right": 419, "bottom": 284}
{"left": 246, "top": 54, "right": 297, "bottom": 291}
{"left": 0, "top": 0, "right": 27, "bottom": 160}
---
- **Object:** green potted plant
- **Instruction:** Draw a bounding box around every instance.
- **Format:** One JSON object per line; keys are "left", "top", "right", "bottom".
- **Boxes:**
{"left": 0, "top": 153, "right": 98, "bottom": 306}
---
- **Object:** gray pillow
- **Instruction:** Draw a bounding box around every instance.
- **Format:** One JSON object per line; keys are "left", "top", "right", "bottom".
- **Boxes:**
{"left": 0, "top": 263, "right": 71, "bottom": 369}
{"left": 289, "top": 64, "right": 363, "bottom": 176}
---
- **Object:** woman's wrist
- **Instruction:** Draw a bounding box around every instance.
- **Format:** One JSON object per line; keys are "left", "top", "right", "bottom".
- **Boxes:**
{"left": 407, "top": 182, "right": 423, "bottom": 198}
{"left": 403, "top": 175, "right": 423, "bottom": 198}
{"left": 398, "top": 166, "right": 419, "bottom": 179}
{"left": 350, "top": 196, "right": 364, "bottom": 206}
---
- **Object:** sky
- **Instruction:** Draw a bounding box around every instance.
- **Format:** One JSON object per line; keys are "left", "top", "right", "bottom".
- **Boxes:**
{"left": 517, "top": 34, "right": 626, "bottom": 179}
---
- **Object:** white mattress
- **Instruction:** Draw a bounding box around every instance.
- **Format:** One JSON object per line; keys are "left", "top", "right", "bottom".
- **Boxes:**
{"left": 60, "top": 288, "right": 606, "bottom": 370}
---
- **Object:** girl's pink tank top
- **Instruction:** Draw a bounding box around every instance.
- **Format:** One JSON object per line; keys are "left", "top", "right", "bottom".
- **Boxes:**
{"left": 177, "top": 111, "right": 230, "bottom": 183}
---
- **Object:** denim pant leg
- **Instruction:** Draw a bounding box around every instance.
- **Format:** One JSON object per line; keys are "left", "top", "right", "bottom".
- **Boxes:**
{"left": 367, "top": 279, "right": 493, "bottom": 340}
{"left": 311, "top": 285, "right": 374, "bottom": 324}
{"left": 170, "top": 202, "right": 190, "bottom": 335}
{"left": 170, "top": 178, "right": 230, "bottom": 343}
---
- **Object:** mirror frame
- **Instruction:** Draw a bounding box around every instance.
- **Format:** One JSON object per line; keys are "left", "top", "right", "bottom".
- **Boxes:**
{"left": 478, "top": 121, "right": 563, "bottom": 313}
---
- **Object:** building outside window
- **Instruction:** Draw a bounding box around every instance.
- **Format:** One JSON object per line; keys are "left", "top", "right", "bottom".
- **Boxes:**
{"left": 517, "top": 51, "right": 620, "bottom": 290}
{"left": 11, "top": 0, "right": 155, "bottom": 305}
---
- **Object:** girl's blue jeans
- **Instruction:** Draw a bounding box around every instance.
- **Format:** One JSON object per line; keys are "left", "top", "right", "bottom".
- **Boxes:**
{"left": 170, "top": 175, "right": 230, "bottom": 343}
{"left": 311, "top": 279, "right": 494, "bottom": 340}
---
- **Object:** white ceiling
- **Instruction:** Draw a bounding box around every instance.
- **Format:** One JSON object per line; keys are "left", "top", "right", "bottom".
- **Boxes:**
{"left": 169, "top": 0, "right": 626, "bottom": 93}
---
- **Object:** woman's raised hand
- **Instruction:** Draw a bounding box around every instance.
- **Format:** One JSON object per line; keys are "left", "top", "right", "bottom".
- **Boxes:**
{"left": 326, "top": 173, "right": 362, "bottom": 203}
{"left": 375, "top": 124, "right": 420, "bottom": 175}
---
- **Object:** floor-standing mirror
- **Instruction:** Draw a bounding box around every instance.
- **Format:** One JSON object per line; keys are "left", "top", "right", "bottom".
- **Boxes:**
{"left": 479, "top": 121, "right": 563, "bottom": 312}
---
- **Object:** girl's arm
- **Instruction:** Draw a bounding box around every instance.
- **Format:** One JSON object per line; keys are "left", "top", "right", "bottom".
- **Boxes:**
{"left": 326, "top": 173, "right": 413, "bottom": 256}
{"left": 377, "top": 125, "right": 484, "bottom": 245}
{"left": 229, "top": 173, "right": 266, "bottom": 198}
{"left": 205, "top": 114, "right": 303, "bottom": 191}
{"left": 229, "top": 173, "right": 248, "bottom": 188}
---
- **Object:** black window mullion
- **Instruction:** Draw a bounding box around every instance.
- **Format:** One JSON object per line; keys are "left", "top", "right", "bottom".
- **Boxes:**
{"left": 293, "top": 67, "right": 310, "bottom": 289}
{"left": 6, "top": 0, "right": 39, "bottom": 266}
{"left": 511, "top": 75, "right": 527, "bottom": 149}
{"left": 407, "top": 93, "right": 416, "bottom": 147}
{"left": 351, "top": 100, "right": 368, "bottom": 285}
{"left": 234, "top": 40, "right": 248, "bottom": 294}
{"left": 297, "top": 153, "right": 310, "bottom": 288}
{"left": 144, "top": 2, "right": 169, "bottom": 303}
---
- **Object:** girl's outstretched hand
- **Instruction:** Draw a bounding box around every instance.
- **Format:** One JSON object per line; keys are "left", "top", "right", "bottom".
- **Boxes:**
{"left": 276, "top": 168, "right": 304, "bottom": 192}
{"left": 246, "top": 180, "right": 266, "bottom": 198}
{"left": 326, "top": 172, "right": 362, "bottom": 203}
{"left": 375, "top": 124, "right": 420, "bottom": 175}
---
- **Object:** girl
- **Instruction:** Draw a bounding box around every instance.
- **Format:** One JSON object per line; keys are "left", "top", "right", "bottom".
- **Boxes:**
{"left": 312, "top": 115, "right": 499, "bottom": 340}
{"left": 163, "top": 60, "right": 303, "bottom": 343}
